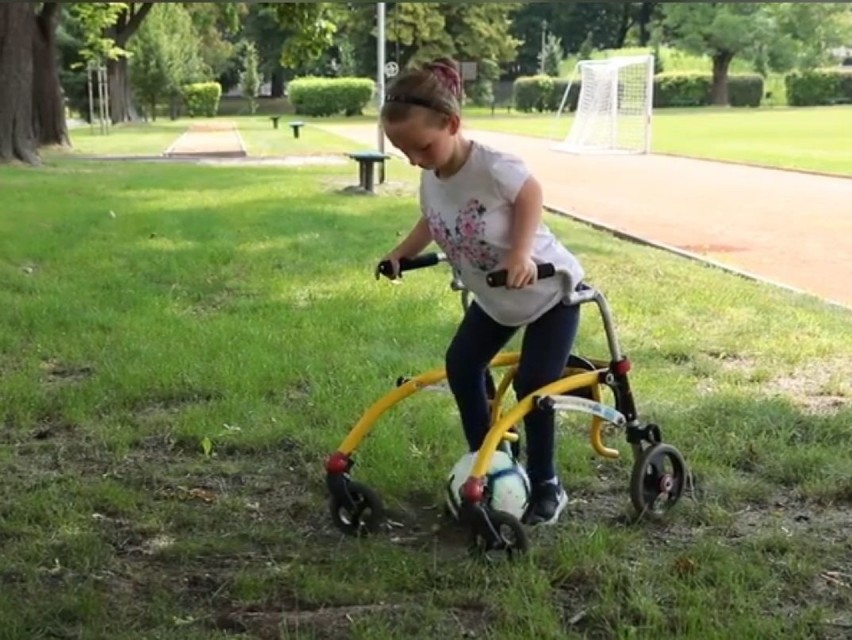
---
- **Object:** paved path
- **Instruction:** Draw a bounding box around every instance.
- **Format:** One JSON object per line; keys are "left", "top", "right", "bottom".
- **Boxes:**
{"left": 164, "top": 121, "right": 247, "bottom": 159}
{"left": 323, "top": 124, "right": 852, "bottom": 309}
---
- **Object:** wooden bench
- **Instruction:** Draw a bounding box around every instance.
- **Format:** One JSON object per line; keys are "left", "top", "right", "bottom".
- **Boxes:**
{"left": 346, "top": 151, "right": 390, "bottom": 193}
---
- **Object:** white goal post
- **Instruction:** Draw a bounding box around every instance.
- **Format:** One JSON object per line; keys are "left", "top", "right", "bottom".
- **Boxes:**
{"left": 552, "top": 54, "right": 655, "bottom": 155}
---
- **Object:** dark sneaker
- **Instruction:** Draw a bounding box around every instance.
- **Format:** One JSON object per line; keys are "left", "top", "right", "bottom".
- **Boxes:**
{"left": 523, "top": 480, "right": 568, "bottom": 526}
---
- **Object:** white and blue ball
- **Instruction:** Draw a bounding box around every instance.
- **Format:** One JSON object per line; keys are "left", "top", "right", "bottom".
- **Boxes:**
{"left": 445, "top": 450, "right": 531, "bottom": 521}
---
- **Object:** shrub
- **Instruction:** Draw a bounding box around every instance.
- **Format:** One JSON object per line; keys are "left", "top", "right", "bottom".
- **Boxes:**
{"left": 653, "top": 72, "right": 763, "bottom": 108}
{"left": 786, "top": 69, "right": 852, "bottom": 106}
{"left": 654, "top": 72, "right": 712, "bottom": 107}
{"left": 728, "top": 74, "right": 764, "bottom": 107}
{"left": 183, "top": 82, "right": 222, "bottom": 117}
{"left": 513, "top": 75, "right": 555, "bottom": 112}
{"left": 516, "top": 70, "right": 764, "bottom": 112}
{"left": 287, "top": 77, "right": 375, "bottom": 117}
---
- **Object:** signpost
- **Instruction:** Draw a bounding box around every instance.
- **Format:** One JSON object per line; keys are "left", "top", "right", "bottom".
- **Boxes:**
{"left": 377, "top": 3, "right": 386, "bottom": 154}
{"left": 377, "top": 2, "right": 386, "bottom": 183}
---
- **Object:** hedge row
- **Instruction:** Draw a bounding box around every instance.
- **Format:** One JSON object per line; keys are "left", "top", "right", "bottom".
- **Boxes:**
{"left": 216, "top": 69, "right": 850, "bottom": 118}
{"left": 287, "top": 77, "right": 375, "bottom": 117}
{"left": 184, "top": 82, "right": 222, "bottom": 118}
{"left": 512, "top": 72, "right": 765, "bottom": 112}
{"left": 785, "top": 68, "right": 852, "bottom": 106}
{"left": 654, "top": 72, "right": 764, "bottom": 108}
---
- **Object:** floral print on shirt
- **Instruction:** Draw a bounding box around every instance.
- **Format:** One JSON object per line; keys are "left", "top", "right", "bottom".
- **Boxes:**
{"left": 425, "top": 199, "right": 501, "bottom": 272}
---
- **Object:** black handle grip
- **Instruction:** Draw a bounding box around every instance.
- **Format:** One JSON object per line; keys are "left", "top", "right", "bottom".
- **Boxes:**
{"left": 377, "top": 252, "right": 443, "bottom": 277}
{"left": 486, "top": 263, "right": 556, "bottom": 288}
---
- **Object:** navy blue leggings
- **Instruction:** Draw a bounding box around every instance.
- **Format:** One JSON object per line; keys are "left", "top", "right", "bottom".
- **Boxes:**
{"left": 445, "top": 299, "right": 581, "bottom": 484}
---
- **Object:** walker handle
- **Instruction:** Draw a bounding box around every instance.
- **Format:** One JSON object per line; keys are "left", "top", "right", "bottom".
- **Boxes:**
{"left": 377, "top": 252, "right": 445, "bottom": 278}
{"left": 486, "top": 263, "right": 556, "bottom": 288}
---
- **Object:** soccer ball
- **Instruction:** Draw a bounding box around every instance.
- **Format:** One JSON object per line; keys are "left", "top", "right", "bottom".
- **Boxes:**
{"left": 445, "top": 450, "right": 531, "bottom": 521}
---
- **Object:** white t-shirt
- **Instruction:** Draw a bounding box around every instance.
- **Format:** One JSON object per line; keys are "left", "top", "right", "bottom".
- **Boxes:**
{"left": 420, "top": 141, "right": 585, "bottom": 327}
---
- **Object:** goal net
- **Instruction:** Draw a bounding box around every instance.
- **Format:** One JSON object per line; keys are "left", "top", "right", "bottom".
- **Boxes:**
{"left": 552, "top": 54, "right": 655, "bottom": 155}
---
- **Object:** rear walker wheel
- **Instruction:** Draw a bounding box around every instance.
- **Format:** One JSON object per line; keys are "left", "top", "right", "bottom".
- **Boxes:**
{"left": 630, "top": 443, "right": 687, "bottom": 518}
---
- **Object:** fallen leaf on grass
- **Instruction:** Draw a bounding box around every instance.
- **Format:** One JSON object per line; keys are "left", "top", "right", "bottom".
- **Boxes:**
{"left": 820, "top": 571, "right": 850, "bottom": 588}
{"left": 673, "top": 556, "right": 698, "bottom": 576}
{"left": 188, "top": 488, "right": 217, "bottom": 503}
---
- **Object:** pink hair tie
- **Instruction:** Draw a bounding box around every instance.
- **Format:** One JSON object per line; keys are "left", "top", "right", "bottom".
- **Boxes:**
{"left": 428, "top": 63, "right": 462, "bottom": 99}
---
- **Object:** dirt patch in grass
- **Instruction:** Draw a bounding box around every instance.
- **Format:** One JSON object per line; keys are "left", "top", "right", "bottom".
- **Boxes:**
{"left": 326, "top": 178, "right": 419, "bottom": 198}
{"left": 40, "top": 358, "right": 94, "bottom": 385}
{"left": 4, "top": 417, "right": 849, "bottom": 638}
{"left": 686, "top": 352, "right": 851, "bottom": 414}
{"left": 764, "top": 361, "right": 851, "bottom": 414}
{"left": 212, "top": 602, "right": 489, "bottom": 640}
{"left": 132, "top": 389, "right": 222, "bottom": 424}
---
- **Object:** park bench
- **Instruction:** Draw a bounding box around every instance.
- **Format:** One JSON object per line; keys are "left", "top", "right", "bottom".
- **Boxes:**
{"left": 346, "top": 151, "right": 390, "bottom": 194}
{"left": 269, "top": 118, "right": 305, "bottom": 139}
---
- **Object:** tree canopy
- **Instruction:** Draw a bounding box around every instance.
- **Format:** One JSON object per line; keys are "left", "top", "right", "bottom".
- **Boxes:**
{"left": 2, "top": 1, "right": 851, "bottom": 164}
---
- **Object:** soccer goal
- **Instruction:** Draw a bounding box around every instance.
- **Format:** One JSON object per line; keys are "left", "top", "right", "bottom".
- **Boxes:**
{"left": 552, "top": 54, "right": 655, "bottom": 155}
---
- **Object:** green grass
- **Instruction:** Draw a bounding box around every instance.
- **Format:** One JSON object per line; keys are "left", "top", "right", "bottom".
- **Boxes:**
{"left": 62, "top": 120, "right": 188, "bottom": 156}
{"left": 0, "top": 151, "right": 850, "bottom": 639}
{"left": 460, "top": 105, "right": 852, "bottom": 176}
{"left": 59, "top": 105, "right": 852, "bottom": 177}
{"left": 57, "top": 117, "right": 369, "bottom": 159}
{"left": 236, "top": 117, "right": 371, "bottom": 157}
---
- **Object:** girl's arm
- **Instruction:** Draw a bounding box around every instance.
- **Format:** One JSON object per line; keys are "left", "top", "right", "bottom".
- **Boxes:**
{"left": 503, "top": 176, "right": 543, "bottom": 288}
{"left": 393, "top": 216, "right": 433, "bottom": 258}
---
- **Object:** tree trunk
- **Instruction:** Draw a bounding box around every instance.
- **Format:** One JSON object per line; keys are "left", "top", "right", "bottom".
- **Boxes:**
{"left": 711, "top": 51, "right": 734, "bottom": 106}
{"left": 108, "top": 2, "right": 155, "bottom": 123}
{"left": 108, "top": 57, "right": 138, "bottom": 124}
{"left": 0, "top": 4, "right": 38, "bottom": 164}
{"left": 32, "top": 3, "right": 68, "bottom": 148}
{"left": 615, "top": 3, "right": 632, "bottom": 49}
{"left": 637, "top": 3, "right": 656, "bottom": 47}
{"left": 270, "top": 68, "right": 285, "bottom": 98}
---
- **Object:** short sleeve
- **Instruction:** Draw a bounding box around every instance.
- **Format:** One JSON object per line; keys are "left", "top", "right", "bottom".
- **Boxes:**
{"left": 491, "top": 151, "right": 532, "bottom": 203}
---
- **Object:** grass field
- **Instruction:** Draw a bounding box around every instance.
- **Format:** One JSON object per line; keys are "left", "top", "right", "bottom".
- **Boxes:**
{"left": 62, "top": 118, "right": 370, "bottom": 159}
{"left": 1, "top": 147, "right": 850, "bottom": 638}
{"left": 459, "top": 106, "right": 852, "bottom": 177}
{"left": 63, "top": 104, "right": 852, "bottom": 178}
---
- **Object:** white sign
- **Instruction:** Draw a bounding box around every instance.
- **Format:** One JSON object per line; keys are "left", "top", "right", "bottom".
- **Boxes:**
{"left": 384, "top": 61, "right": 399, "bottom": 78}
{"left": 461, "top": 61, "right": 477, "bottom": 81}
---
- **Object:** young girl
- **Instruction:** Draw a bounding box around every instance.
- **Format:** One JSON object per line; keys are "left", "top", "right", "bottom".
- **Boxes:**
{"left": 377, "top": 58, "right": 585, "bottom": 526}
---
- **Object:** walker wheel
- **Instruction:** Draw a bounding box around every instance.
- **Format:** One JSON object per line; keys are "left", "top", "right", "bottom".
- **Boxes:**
{"left": 630, "top": 443, "right": 687, "bottom": 517}
{"left": 329, "top": 480, "right": 384, "bottom": 537}
{"left": 468, "top": 509, "right": 529, "bottom": 560}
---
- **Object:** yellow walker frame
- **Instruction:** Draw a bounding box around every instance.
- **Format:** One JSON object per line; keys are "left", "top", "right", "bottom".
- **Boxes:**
{"left": 325, "top": 254, "right": 688, "bottom": 556}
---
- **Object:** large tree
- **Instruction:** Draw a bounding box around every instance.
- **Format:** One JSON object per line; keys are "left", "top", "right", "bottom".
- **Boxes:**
{"left": 0, "top": 3, "right": 37, "bottom": 163}
{"left": 105, "top": 2, "right": 155, "bottom": 123}
{"left": 2, "top": 2, "right": 131, "bottom": 164}
{"left": 241, "top": 2, "right": 336, "bottom": 95}
{"left": 767, "top": 2, "right": 852, "bottom": 71}
{"left": 662, "top": 2, "right": 775, "bottom": 106}
{"left": 336, "top": 2, "right": 521, "bottom": 77}
{"left": 32, "top": 2, "right": 68, "bottom": 149}
{"left": 0, "top": 2, "right": 68, "bottom": 164}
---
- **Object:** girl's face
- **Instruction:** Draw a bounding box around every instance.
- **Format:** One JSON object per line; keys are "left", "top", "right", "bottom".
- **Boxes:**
{"left": 383, "top": 110, "right": 459, "bottom": 172}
